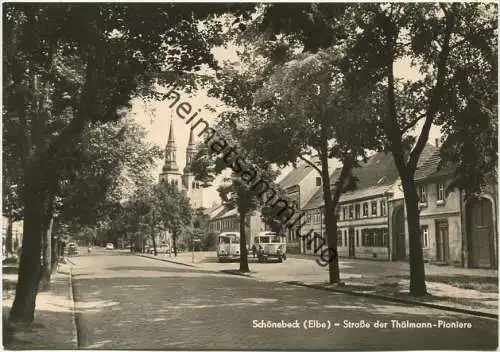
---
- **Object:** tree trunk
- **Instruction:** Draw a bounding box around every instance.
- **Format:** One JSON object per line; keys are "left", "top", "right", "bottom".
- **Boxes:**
{"left": 401, "top": 174, "right": 428, "bottom": 296}
{"left": 151, "top": 226, "right": 157, "bottom": 256}
{"left": 319, "top": 157, "right": 340, "bottom": 284}
{"left": 51, "top": 234, "right": 58, "bottom": 274}
{"left": 39, "top": 216, "right": 53, "bottom": 291}
{"left": 5, "top": 217, "right": 13, "bottom": 256}
{"left": 172, "top": 231, "right": 177, "bottom": 257}
{"left": 9, "top": 192, "right": 45, "bottom": 324}
{"left": 238, "top": 210, "right": 250, "bottom": 272}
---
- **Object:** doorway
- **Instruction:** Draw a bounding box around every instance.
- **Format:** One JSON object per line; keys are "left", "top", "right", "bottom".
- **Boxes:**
{"left": 392, "top": 206, "right": 406, "bottom": 260}
{"left": 467, "top": 197, "right": 496, "bottom": 268}
{"left": 348, "top": 227, "right": 355, "bottom": 258}
{"left": 435, "top": 220, "right": 449, "bottom": 263}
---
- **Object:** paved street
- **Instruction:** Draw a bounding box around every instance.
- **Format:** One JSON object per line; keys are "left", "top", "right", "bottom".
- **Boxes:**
{"left": 70, "top": 249, "right": 498, "bottom": 350}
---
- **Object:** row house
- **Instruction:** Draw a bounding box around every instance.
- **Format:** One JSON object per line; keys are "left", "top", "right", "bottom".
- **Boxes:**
{"left": 300, "top": 145, "right": 436, "bottom": 260}
{"left": 299, "top": 142, "right": 498, "bottom": 269}
{"left": 278, "top": 158, "right": 338, "bottom": 253}
{"left": 300, "top": 149, "right": 405, "bottom": 259}
{"left": 413, "top": 150, "right": 497, "bottom": 268}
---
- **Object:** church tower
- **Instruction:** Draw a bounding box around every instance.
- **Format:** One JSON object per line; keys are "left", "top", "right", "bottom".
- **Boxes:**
{"left": 182, "top": 128, "right": 204, "bottom": 209}
{"left": 159, "top": 119, "right": 182, "bottom": 189}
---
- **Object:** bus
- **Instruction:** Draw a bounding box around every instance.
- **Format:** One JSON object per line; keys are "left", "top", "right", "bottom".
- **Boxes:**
{"left": 216, "top": 232, "right": 240, "bottom": 262}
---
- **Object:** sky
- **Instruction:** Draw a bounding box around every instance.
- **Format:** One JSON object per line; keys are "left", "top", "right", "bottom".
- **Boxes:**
{"left": 130, "top": 46, "right": 442, "bottom": 209}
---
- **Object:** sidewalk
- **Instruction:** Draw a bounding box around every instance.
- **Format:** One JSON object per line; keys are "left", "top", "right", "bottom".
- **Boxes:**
{"left": 139, "top": 251, "right": 498, "bottom": 317}
{"left": 2, "top": 261, "right": 78, "bottom": 350}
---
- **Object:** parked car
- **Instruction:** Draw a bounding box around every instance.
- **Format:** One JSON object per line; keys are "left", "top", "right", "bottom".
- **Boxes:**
{"left": 105, "top": 243, "right": 114, "bottom": 250}
{"left": 68, "top": 243, "right": 78, "bottom": 256}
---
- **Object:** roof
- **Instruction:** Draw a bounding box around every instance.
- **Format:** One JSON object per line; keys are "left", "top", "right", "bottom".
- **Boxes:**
{"left": 302, "top": 144, "right": 437, "bottom": 210}
{"left": 414, "top": 149, "right": 455, "bottom": 182}
{"left": 279, "top": 164, "right": 315, "bottom": 189}
{"left": 219, "top": 208, "right": 238, "bottom": 219}
{"left": 209, "top": 204, "right": 228, "bottom": 219}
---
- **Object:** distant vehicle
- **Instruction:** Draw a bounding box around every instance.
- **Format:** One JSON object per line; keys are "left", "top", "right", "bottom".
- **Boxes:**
{"left": 105, "top": 243, "right": 114, "bottom": 250}
{"left": 68, "top": 243, "right": 78, "bottom": 256}
{"left": 254, "top": 231, "right": 287, "bottom": 263}
{"left": 216, "top": 232, "right": 240, "bottom": 262}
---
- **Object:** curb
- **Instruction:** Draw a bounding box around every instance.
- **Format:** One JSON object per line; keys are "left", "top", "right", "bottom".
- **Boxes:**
{"left": 137, "top": 253, "right": 197, "bottom": 268}
{"left": 68, "top": 266, "right": 79, "bottom": 349}
{"left": 136, "top": 254, "right": 254, "bottom": 278}
{"left": 285, "top": 281, "right": 498, "bottom": 320}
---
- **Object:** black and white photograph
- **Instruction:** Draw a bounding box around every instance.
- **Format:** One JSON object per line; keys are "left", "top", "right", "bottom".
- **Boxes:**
{"left": 1, "top": 2, "right": 498, "bottom": 350}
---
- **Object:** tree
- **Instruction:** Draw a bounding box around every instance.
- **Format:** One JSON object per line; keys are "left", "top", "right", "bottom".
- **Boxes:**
{"left": 251, "top": 2, "right": 497, "bottom": 295}
{"left": 4, "top": 3, "right": 241, "bottom": 324}
{"left": 191, "top": 114, "right": 281, "bottom": 272}
{"left": 340, "top": 3, "right": 497, "bottom": 295}
{"left": 155, "top": 181, "right": 193, "bottom": 257}
{"left": 245, "top": 49, "right": 381, "bottom": 283}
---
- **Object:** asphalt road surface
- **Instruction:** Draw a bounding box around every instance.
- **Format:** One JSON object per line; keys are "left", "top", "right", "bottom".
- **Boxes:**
{"left": 70, "top": 249, "right": 498, "bottom": 350}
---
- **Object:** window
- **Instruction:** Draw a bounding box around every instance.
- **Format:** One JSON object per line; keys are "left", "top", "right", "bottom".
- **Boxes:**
{"left": 371, "top": 201, "right": 378, "bottom": 216}
{"left": 421, "top": 225, "right": 429, "bottom": 248}
{"left": 313, "top": 211, "right": 319, "bottom": 224}
{"left": 192, "top": 181, "right": 195, "bottom": 189}
{"left": 437, "top": 183, "right": 445, "bottom": 202}
{"left": 355, "top": 204, "right": 361, "bottom": 219}
{"left": 306, "top": 212, "right": 312, "bottom": 224}
{"left": 363, "top": 203, "right": 369, "bottom": 217}
{"left": 316, "top": 177, "right": 322, "bottom": 186}
{"left": 418, "top": 185, "right": 427, "bottom": 203}
{"left": 337, "top": 230, "right": 342, "bottom": 247}
{"left": 349, "top": 205, "right": 354, "bottom": 219}
{"left": 356, "top": 230, "right": 359, "bottom": 247}
{"left": 344, "top": 230, "right": 347, "bottom": 247}
{"left": 361, "top": 228, "right": 387, "bottom": 247}
{"left": 343, "top": 207, "right": 347, "bottom": 221}
{"left": 380, "top": 199, "right": 387, "bottom": 216}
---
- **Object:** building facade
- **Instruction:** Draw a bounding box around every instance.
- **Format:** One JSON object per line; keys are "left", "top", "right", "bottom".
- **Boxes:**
{"left": 414, "top": 150, "right": 498, "bottom": 268}
{"left": 300, "top": 145, "right": 436, "bottom": 260}
{"left": 300, "top": 150, "right": 402, "bottom": 259}
{"left": 278, "top": 158, "right": 336, "bottom": 253}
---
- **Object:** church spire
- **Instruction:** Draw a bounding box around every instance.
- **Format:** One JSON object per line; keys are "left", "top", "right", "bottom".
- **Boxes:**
{"left": 184, "top": 128, "right": 197, "bottom": 173}
{"left": 162, "top": 116, "right": 179, "bottom": 172}
{"left": 167, "top": 117, "right": 175, "bottom": 144}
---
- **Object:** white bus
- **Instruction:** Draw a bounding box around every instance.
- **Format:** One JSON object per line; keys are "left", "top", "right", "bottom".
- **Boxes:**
{"left": 216, "top": 232, "right": 240, "bottom": 262}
